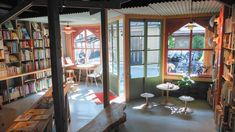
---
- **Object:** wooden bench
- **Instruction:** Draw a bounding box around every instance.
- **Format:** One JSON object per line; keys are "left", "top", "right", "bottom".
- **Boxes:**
{"left": 78, "top": 103, "right": 126, "bottom": 132}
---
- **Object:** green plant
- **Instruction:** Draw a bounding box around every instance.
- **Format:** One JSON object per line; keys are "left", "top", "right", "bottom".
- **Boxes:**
{"left": 168, "top": 35, "right": 175, "bottom": 49}
{"left": 177, "top": 75, "right": 195, "bottom": 88}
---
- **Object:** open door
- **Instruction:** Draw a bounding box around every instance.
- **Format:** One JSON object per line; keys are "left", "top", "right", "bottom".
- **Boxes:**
{"left": 129, "top": 20, "right": 162, "bottom": 99}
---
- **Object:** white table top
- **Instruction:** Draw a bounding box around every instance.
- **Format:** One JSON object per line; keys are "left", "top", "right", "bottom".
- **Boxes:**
{"left": 140, "top": 93, "right": 155, "bottom": 98}
{"left": 156, "top": 83, "right": 180, "bottom": 91}
{"left": 179, "top": 96, "right": 194, "bottom": 102}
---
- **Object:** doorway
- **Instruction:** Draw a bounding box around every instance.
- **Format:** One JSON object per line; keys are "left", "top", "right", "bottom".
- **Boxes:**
{"left": 129, "top": 20, "right": 162, "bottom": 99}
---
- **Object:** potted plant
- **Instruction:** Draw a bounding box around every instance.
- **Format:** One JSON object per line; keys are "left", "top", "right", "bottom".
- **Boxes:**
{"left": 177, "top": 75, "right": 195, "bottom": 95}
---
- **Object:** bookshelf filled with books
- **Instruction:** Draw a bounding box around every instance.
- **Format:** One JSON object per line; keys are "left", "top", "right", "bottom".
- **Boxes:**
{"left": 0, "top": 20, "right": 51, "bottom": 104}
{"left": 214, "top": 5, "right": 235, "bottom": 131}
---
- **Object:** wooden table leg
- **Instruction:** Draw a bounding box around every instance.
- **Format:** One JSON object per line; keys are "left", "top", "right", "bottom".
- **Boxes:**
{"left": 78, "top": 69, "right": 82, "bottom": 85}
{"left": 165, "top": 90, "right": 169, "bottom": 104}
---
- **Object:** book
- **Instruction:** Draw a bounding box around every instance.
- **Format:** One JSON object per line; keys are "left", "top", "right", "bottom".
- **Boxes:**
{"left": 14, "top": 114, "right": 32, "bottom": 122}
{"left": 4, "top": 21, "right": 14, "bottom": 30}
{"left": 10, "top": 121, "right": 39, "bottom": 131}
{"left": 32, "top": 114, "right": 50, "bottom": 120}
{"left": 26, "top": 109, "right": 47, "bottom": 116}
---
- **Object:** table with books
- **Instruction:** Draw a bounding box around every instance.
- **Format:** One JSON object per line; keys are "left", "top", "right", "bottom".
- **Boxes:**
{"left": 6, "top": 84, "right": 71, "bottom": 132}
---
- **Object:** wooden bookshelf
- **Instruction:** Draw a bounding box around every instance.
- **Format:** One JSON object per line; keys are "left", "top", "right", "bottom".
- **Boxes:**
{"left": 0, "top": 20, "right": 52, "bottom": 104}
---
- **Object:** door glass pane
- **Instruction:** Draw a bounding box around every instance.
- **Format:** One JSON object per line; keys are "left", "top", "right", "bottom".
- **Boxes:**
{"left": 130, "top": 37, "right": 144, "bottom": 51}
{"left": 190, "top": 50, "right": 213, "bottom": 76}
{"left": 130, "top": 51, "right": 144, "bottom": 65}
{"left": 147, "top": 64, "right": 160, "bottom": 77}
{"left": 130, "top": 21, "right": 144, "bottom": 36}
{"left": 131, "top": 65, "right": 144, "bottom": 78}
{"left": 113, "top": 23, "right": 118, "bottom": 37}
{"left": 113, "top": 62, "right": 118, "bottom": 75}
{"left": 167, "top": 50, "right": 189, "bottom": 74}
{"left": 147, "top": 51, "right": 160, "bottom": 64}
{"left": 147, "top": 22, "right": 161, "bottom": 35}
{"left": 147, "top": 37, "right": 160, "bottom": 50}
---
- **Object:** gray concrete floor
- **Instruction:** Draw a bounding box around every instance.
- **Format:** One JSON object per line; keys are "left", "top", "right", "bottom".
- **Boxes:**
{"left": 4, "top": 83, "right": 217, "bottom": 132}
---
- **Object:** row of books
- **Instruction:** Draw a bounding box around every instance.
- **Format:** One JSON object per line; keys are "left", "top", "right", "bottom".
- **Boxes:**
{"left": 2, "top": 77, "right": 52, "bottom": 103}
{"left": 45, "top": 49, "right": 50, "bottom": 58}
{"left": 36, "top": 71, "right": 51, "bottom": 79}
{"left": 34, "top": 40, "right": 44, "bottom": 48}
{"left": 17, "top": 28, "right": 30, "bottom": 40}
{"left": 34, "top": 49, "right": 46, "bottom": 59}
{"left": 21, "top": 50, "right": 33, "bottom": 61}
{"left": 32, "top": 31, "right": 42, "bottom": 40}
{"left": 34, "top": 60, "right": 50, "bottom": 70}
{"left": 22, "top": 62, "right": 33, "bottom": 73}
{"left": 7, "top": 66, "right": 21, "bottom": 76}
{"left": 20, "top": 41, "right": 32, "bottom": 48}
{"left": 44, "top": 38, "right": 50, "bottom": 47}
{"left": 2, "top": 31, "right": 18, "bottom": 40}
{"left": 0, "top": 62, "right": 7, "bottom": 78}
{"left": 5, "top": 42, "right": 19, "bottom": 54}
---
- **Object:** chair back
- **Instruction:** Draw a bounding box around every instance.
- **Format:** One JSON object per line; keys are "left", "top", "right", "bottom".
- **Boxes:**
{"left": 94, "top": 65, "right": 102, "bottom": 76}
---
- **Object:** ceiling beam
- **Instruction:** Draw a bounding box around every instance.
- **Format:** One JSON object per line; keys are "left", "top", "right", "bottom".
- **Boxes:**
{"left": 0, "top": 0, "right": 33, "bottom": 25}
{"left": 33, "top": 0, "right": 122, "bottom": 9}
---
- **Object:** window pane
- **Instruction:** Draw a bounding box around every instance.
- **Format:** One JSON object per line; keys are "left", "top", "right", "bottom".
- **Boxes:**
{"left": 147, "top": 37, "right": 160, "bottom": 50}
{"left": 113, "top": 23, "right": 118, "bottom": 37}
{"left": 147, "top": 22, "right": 161, "bottom": 35}
{"left": 130, "top": 21, "right": 144, "bottom": 36}
{"left": 131, "top": 65, "right": 144, "bottom": 78}
{"left": 113, "top": 62, "right": 118, "bottom": 75}
{"left": 74, "top": 49, "right": 86, "bottom": 64}
{"left": 147, "top": 51, "right": 160, "bottom": 64}
{"left": 167, "top": 50, "right": 189, "bottom": 74}
{"left": 190, "top": 50, "right": 213, "bottom": 76}
{"left": 87, "top": 49, "right": 100, "bottom": 64}
{"left": 192, "top": 34, "right": 205, "bottom": 49}
{"left": 130, "top": 51, "right": 144, "bottom": 65}
{"left": 168, "top": 35, "right": 190, "bottom": 49}
{"left": 130, "top": 37, "right": 144, "bottom": 51}
{"left": 74, "top": 42, "right": 85, "bottom": 48}
{"left": 147, "top": 64, "right": 160, "bottom": 77}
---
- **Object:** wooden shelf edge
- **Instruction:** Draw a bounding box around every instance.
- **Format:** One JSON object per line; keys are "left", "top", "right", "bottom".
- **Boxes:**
{"left": 0, "top": 68, "right": 51, "bottom": 81}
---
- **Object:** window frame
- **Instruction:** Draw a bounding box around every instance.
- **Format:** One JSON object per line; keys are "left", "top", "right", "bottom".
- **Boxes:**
{"left": 166, "top": 25, "right": 213, "bottom": 77}
{"left": 73, "top": 29, "right": 101, "bottom": 64}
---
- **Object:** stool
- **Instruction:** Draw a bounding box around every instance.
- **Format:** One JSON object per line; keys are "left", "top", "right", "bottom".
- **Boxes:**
{"left": 178, "top": 95, "right": 194, "bottom": 114}
{"left": 140, "top": 93, "right": 155, "bottom": 109}
{"left": 65, "top": 70, "right": 77, "bottom": 83}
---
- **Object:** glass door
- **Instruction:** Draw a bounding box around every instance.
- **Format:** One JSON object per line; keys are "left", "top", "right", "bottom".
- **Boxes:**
{"left": 129, "top": 20, "right": 162, "bottom": 99}
{"left": 108, "top": 21, "right": 119, "bottom": 96}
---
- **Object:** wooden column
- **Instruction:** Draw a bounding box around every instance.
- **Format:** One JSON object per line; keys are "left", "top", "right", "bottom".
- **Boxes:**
{"left": 47, "top": 0, "right": 67, "bottom": 131}
{"left": 101, "top": 9, "right": 110, "bottom": 108}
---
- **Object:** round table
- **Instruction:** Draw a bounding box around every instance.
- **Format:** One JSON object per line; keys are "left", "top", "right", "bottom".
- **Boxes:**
{"left": 140, "top": 93, "right": 155, "bottom": 109}
{"left": 156, "top": 82, "right": 179, "bottom": 105}
{"left": 178, "top": 96, "right": 194, "bottom": 114}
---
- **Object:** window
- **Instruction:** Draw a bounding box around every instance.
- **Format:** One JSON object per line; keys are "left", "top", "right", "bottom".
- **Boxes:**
{"left": 74, "top": 29, "right": 100, "bottom": 64}
{"left": 130, "top": 20, "right": 161, "bottom": 78}
{"left": 167, "top": 23, "right": 213, "bottom": 76}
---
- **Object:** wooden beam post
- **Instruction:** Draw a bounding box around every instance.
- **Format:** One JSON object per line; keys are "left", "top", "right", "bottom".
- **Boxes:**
{"left": 47, "top": 0, "right": 67, "bottom": 131}
{"left": 100, "top": 9, "right": 110, "bottom": 108}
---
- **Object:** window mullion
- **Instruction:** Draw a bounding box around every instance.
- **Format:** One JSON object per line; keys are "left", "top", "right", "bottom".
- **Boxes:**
{"left": 188, "top": 29, "right": 193, "bottom": 75}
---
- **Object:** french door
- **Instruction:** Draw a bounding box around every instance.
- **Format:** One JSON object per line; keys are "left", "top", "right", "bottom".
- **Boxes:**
{"left": 129, "top": 20, "right": 162, "bottom": 99}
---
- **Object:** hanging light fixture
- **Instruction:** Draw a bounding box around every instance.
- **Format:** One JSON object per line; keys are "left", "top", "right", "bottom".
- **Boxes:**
{"left": 186, "top": 0, "right": 197, "bottom": 30}
{"left": 63, "top": 22, "right": 75, "bottom": 34}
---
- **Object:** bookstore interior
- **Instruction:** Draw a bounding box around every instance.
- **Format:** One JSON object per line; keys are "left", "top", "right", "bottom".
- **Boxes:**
{"left": 1, "top": 0, "right": 235, "bottom": 132}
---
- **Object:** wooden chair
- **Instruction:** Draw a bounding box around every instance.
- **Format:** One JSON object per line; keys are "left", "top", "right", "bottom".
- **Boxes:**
{"left": 78, "top": 103, "right": 126, "bottom": 132}
{"left": 87, "top": 65, "right": 102, "bottom": 87}
{"left": 65, "top": 70, "right": 77, "bottom": 83}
